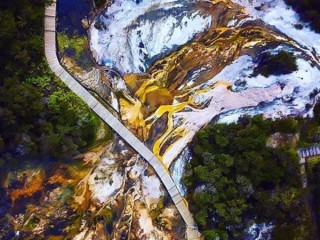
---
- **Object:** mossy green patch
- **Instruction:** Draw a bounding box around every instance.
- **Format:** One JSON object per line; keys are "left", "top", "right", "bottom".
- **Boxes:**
{"left": 57, "top": 32, "right": 95, "bottom": 71}
{"left": 97, "top": 208, "right": 113, "bottom": 224}
{"left": 149, "top": 197, "right": 165, "bottom": 223}
{"left": 89, "top": 114, "right": 114, "bottom": 147}
{"left": 26, "top": 215, "right": 41, "bottom": 231}
{"left": 308, "top": 155, "right": 320, "bottom": 169}
{"left": 57, "top": 32, "right": 88, "bottom": 59}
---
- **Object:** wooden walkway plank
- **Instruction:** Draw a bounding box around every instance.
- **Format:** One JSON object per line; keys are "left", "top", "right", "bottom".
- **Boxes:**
{"left": 298, "top": 145, "right": 320, "bottom": 189}
{"left": 44, "top": 2, "right": 200, "bottom": 239}
{"left": 313, "top": 147, "right": 317, "bottom": 156}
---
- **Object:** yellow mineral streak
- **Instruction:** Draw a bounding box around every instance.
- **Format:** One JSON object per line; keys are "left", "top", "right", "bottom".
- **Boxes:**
{"left": 119, "top": 28, "right": 285, "bottom": 162}
{"left": 119, "top": 92, "right": 147, "bottom": 138}
{"left": 137, "top": 84, "right": 160, "bottom": 104}
{"left": 155, "top": 126, "right": 187, "bottom": 162}
{"left": 117, "top": 0, "right": 302, "bottom": 166}
{"left": 147, "top": 82, "right": 230, "bottom": 161}
{"left": 148, "top": 103, "right": 188, "bottom": 160}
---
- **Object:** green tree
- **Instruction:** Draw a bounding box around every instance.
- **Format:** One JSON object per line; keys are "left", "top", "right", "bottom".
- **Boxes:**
{"left": 0, "top": 0, "right": 112, "bottom": 167}
{"left": 184, "top": 115, "right": 313, "bottom": 239}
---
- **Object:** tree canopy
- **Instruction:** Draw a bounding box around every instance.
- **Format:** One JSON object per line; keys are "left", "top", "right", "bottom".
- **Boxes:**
{"left": 184, "top": 114, "right": 319, "bottom": 239}
{"left": 0, "top": 0, "right": 112, "bottom": 168}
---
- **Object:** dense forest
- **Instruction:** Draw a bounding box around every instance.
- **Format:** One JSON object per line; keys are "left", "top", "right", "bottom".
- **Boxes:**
{"left": 284, "top": 0, "right": 320, "bottom": 32}
{"left": 0, "top": 0, "right": 111, "bottom": 169}
{"left": 309, "top": 156, "right": 320, "bottom": 237}
{"left": 184, "top": 104, "right": 320, "bottom": 239}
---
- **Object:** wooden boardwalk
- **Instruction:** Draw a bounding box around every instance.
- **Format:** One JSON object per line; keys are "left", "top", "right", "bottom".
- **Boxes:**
{"left": 298, "top": 146, "right": 320, "bottom": 159}
{"left": 298, "top": 146, "right": 320, "bottom": 188}
{"left": 44, "top": 1, "right": 199, "bottom": 239}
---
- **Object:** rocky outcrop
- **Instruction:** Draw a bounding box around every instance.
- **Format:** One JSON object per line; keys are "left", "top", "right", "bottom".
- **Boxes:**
{"left": 267, "top": 132, "right": 299, "bottom": 148}
{"left": 87, "top": 0, "right": 320, "bottom": 167}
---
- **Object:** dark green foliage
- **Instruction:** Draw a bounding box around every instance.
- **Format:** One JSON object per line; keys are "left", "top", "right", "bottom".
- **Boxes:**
{"left": 284, "top": 0, "right": 320, "bottom": 33}
{"left": 94, "top": 0, "right": 106, "bottom": 9}
{"left": 272, "top": 118, "right": 300, "bottom": 133}
{"left": 0, "top": 0, "right": 112, "bottom": 167}
{"left": 309, "top": 161, "right": 320, "bottom": 235}
{"left": 57, "top": 32, "right": 94, "bottom": 71}
{"left": 253, "top": 51, "right": 298, "bottom": 77}
{"left": 184, "top": 115, "right": 313, "bottom": 239}
{"left": 299, "top": 101, "right": 320, "bottom": 146}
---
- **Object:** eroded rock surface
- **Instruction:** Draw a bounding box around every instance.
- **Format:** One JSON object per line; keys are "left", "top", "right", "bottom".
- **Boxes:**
{"left": 51, "top": 1, "right": 320, "bottom": 238}
{"left": 87, "top": 0, "right": 320, "bottom": 167}
{"left": 1, "top": 139, "right": 185, "bottom": 239}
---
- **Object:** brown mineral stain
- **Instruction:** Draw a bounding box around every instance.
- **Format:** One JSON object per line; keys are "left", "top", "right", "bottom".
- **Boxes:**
{"left": 47, "top": 236, "right": 64, "bottom": 240}
{"left": 48, "top": 174, "right": 70, "bottom": 185}
{"left": 123, "top": 73, "right": 148, "bottom": 92}
{"left": 144, "top": 88, "right": 173, "bottom": 113}
{"left": 10, "top": 171, "right": 45, "bottom": 203}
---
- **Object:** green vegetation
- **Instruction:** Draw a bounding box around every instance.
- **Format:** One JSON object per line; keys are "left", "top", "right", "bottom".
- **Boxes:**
{"left": 184, "top": 103, "right": 320, "bottom": 239}
{"left": 57, "top": 32, "right": 87, "bottom": 59}
{"left": 309, "top": 160, "right": 320, "bottom": 236}
{"left": 57, "top": 32, "right": 94, "bottom": 71}
{"left": 253, "top": 51, "right": 298, "bottom": 77}
{"left": 0, "top": 0, "right": 112, "bottom": 168}
{"left": 149, "top": 198, "right": 165, "bottom": 223}
{"left": 97, "top": 208, "right": 113, "bottom": 225}
{"left": 26, "top": 215, "right": 41, "bottom": 231}
{"left": 307, "top": 156, "right": 320, "bottom": 169}
{"left": 284, "top": 0, "right": 320, "bottom": 33}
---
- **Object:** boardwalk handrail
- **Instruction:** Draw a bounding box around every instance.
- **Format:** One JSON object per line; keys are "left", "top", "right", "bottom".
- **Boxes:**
{"left": 44, "top": 1, "right": 199, "bottom": 239}
{"left": 298, "top": 146, "right": 320, "bottom": 158}
{"left": 297, "top": 145, "right": 320, "bottom": 189}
